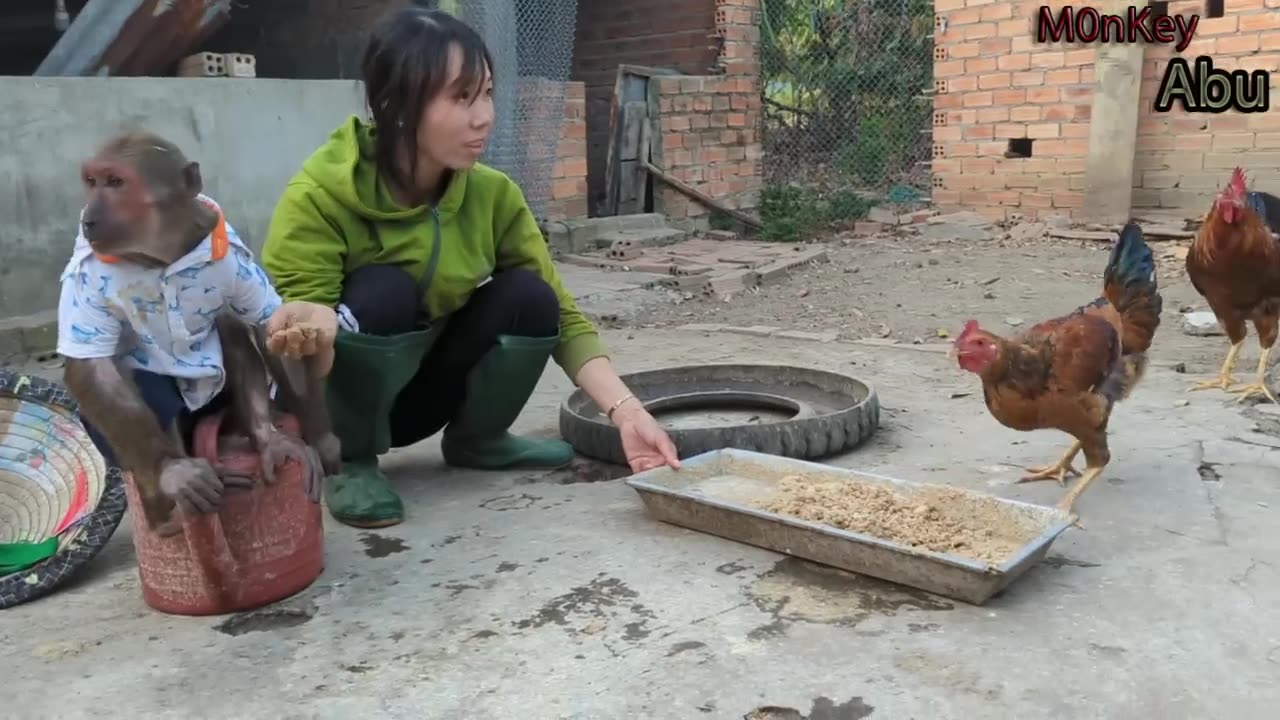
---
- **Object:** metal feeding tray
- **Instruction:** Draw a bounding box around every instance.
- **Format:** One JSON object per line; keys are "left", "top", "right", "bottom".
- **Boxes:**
{"left": 626, "top": 448, "right": 1076, "bottom": 605}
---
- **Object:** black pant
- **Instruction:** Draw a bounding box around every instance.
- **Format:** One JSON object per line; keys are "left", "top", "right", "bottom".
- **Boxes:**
{"left": 81, "top": 371, "right": 228, "bottom": 471}
{"left": 338, "top": 265, "right": 560, "bottom": 447}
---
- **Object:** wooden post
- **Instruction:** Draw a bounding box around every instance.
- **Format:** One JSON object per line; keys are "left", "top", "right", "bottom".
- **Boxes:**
{"left": 1080, "top": 0, "right": 1147, "bottom": 224}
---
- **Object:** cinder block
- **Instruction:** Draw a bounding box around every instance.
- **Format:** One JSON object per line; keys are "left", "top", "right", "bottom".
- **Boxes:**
{"left": 561, "top": 254, "right": 627, "bottom": 270}
{"left": 607, "top": 246, "right": 641, "bottom": 260}
{"left": 177, "top": 52, "right": 225, "bottom": 77}
{"left": 704, "top": 269, "right": 761, "bottom": 296}
{"left": 224, "top": 53, "right": 257, "bottom": 78}
{"left": 756, "top": 249, "right": 829, "bottom": 281}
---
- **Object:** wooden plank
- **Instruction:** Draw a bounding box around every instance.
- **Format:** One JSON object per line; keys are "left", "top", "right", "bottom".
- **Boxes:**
{"left": 620, "top": 101, "right": 647, "bottom": 161}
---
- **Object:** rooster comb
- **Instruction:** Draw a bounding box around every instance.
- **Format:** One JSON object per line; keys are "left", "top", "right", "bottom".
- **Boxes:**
{"left": 1230, "top": 166, "right": 1247, "bottom": 194}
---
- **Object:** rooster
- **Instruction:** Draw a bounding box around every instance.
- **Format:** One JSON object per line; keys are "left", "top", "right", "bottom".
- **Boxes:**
{"left": 1186, "top": 167, "right": 1280, "bottom": 404}
{"left": 951, "top": 221, "right": 1162, "bottom": 513}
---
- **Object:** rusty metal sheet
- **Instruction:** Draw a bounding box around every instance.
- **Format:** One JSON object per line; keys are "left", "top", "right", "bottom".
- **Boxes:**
{"left": 36, "top": 0, "right": 232, "bottom": 77}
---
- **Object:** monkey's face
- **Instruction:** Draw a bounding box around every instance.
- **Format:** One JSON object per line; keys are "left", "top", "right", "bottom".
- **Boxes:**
{"left": 79, "top": 157, "right": 162, "bottom": 256}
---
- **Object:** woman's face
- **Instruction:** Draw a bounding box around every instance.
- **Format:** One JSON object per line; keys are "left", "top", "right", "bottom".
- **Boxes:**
{"left": 416, "top": 43, "right": 494, "bottom": 172}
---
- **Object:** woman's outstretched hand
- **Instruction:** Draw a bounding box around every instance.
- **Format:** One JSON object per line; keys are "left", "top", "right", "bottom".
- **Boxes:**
{"left": 612, "top": 403, "right": 681, "bottom": 473}
{"left": 265, "top": 301, "right": 338, "bottom": 377}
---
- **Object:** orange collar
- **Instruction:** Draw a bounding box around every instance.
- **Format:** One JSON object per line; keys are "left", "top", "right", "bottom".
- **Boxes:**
{"left": 95, "top": 201, "right": 229, "bottom": 264}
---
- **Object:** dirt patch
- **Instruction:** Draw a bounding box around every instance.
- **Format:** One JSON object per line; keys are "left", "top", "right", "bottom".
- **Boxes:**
{"left": 757, "top": 474, "right": 1039, "bottom": 565}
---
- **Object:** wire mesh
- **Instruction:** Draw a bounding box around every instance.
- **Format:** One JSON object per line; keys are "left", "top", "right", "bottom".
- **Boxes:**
{"left": 438, "top": 0, "right": 579, "bottom": 220}
{"left": 759, "top": 0, "right": 935, "bottom": 198}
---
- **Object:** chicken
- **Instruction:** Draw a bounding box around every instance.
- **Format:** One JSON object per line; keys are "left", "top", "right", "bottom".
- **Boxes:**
{"left": 951, "top": 221, "right": 1162, "bottom": 513}
{"left": 1185, "top": 167, "right": 1280, "bottom": 403}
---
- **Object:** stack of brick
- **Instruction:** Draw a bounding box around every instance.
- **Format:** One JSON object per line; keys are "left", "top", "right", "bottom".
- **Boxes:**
{"left": 1133, "top": 0, "right": 1280, "bottom": 211}
{"left": 523, "top": 79, "right": 589, "bottom": 222}
{"left": 652, "top": 73, "right": 763, "bottom": 226}
{"left": 931, "top": 0, "right": 1096, "bottom": 221}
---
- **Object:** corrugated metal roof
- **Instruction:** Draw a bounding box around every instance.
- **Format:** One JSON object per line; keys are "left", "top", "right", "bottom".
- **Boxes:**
{"left": 35, "top": 0, "right": 232, "bottom": 77}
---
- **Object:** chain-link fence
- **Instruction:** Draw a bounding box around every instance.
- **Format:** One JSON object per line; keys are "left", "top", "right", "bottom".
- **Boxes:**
{"left": 759, "top": 0, "right": 934, "bottom": 217}
{"left": 437, "top": 0, "right": 579, "bottom": 219}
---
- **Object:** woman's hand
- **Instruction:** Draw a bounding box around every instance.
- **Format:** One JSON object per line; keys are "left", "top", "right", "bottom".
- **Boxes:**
{"left": 264, "top": 301, "right": 338, "bottom": 377}
{"left": 612, "top": 402, "right": 681, "bottom": 473}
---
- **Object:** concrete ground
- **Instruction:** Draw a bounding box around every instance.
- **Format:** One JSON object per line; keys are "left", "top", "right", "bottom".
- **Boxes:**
{"left": 4, "top": 248, "right": 1280, "bottom": 719}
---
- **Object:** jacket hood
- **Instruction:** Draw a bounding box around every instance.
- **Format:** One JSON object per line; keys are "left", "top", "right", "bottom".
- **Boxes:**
{"left": 299, "top": 115, "right": 469, "bottom": 220}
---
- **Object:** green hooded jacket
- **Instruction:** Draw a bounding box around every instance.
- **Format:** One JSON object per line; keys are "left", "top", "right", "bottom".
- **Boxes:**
{"left": 260, "top": 115, "right": 608, "bottom": 378}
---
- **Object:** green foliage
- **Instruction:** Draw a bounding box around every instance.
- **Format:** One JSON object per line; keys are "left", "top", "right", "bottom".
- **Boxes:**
{"left": 757, "top": 184, "right": 874, "bottom": 242}
{"left": 760, "top": 0, "right": 934, "bottom": 192}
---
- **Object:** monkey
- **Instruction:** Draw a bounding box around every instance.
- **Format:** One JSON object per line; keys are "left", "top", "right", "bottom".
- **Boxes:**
{"left": 57, "top": 130, "right": 340, "bottom": 537}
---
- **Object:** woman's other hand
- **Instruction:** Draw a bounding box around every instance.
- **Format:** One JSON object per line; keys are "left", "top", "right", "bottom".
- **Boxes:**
{"left": 612, "top": 402, "right": 681, "bottom": 473}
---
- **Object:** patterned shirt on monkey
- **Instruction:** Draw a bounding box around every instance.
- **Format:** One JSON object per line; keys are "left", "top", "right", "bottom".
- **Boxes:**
{"left": 56, "top": 194, "right": 283, "bottom": 411}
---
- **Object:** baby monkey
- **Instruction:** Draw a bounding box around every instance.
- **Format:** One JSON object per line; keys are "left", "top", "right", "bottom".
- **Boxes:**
{"left": 58, "top": 130, "right": 339, "bottom": 536}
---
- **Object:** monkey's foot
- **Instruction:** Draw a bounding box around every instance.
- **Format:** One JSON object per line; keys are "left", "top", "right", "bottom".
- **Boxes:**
{"left": 1227, "top": 381, "right": 1279, "bottom": 404}
{"left": 1188, "top": 374, "right": 1238, "bottom": 392}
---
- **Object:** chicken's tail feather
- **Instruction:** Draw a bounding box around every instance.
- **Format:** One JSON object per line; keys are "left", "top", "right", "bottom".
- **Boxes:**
{"left": 1098, "top": 352, "right": 1149, "bottom": 407}
{"left": 1103, "top": 221, "right": 1163, "bottom": 355}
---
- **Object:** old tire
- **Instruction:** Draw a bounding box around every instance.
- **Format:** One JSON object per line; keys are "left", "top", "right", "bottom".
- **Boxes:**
{"left": 559, "top": 363, "right": 880, "bottom": 466}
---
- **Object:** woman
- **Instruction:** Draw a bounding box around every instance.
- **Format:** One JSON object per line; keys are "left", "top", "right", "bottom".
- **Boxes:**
{"left": 261, "top": 6, "right": 679, "bottom": 529}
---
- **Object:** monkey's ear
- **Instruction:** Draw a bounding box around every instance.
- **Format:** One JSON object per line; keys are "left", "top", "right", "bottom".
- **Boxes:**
{"left": 182, "top": 161, "right": 204, "bottom": 196}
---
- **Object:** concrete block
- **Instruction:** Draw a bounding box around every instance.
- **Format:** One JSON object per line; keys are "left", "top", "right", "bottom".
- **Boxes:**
{"left": 224, "top": 53, "right": 256, "bottom": 79}
{"left": 653, "top": 274, "right": 710, "bottom": 290}
{"left": 177, "top": 52, "right": 225, "bottom": 77}
{"left": 561, "top": 254, "right": 628, "bottom": 270}
{"left": 704, "top": 269, "right": 762, "bottom": 296}
{"left": 629, "top": 261, "right": 678, "bottom": 274}
{"left": 705, "top": 229, "right": 738, "bottom": 240}
{"left": 607, "top": 246, "right": 642, "bottom": 260}
{"left": 756, "top": 249, "right": 830, "bottom": 282}
{"left": 595, "top": 227, "right": 689, "bottom": 250}
{"left": 854, "top": 221, "right": 883, "bottom": 235}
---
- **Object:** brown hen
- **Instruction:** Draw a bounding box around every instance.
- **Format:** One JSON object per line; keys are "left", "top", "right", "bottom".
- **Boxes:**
{"left": 951, "top": 221, "right": 1163, "bottom": 513}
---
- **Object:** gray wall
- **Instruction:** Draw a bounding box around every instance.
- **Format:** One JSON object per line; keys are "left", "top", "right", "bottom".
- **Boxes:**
{"left": 0, "top": 76, "right": 366, "bottom": 323}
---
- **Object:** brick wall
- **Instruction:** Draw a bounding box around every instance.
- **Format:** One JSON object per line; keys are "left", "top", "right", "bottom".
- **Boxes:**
{"left": 544, "top": 81, "right": 590, "bottom": 221}
{"left": 652, "top": 74, "right": 763, "bottom": 227}
{"left": 1133, "top": 0, "right": 1280, "bottom": 211}
{"left": 931, "top": 1, "right": 1096, "bottom": 221}
{"left": 934, "top": 0, "right": 1280, "bottom": 221}
{"left": 572, "top": 0, "right": 721, "bottom": 215}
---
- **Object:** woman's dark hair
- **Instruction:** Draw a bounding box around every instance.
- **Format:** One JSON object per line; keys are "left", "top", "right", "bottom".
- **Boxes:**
{"left": 361, "top": 6, "right": 494, "bottom": 191}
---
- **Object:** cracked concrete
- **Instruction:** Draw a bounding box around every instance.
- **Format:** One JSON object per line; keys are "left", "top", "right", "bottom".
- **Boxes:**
{"left": 3, "top": 324, "right": 1280, "bottom": 719}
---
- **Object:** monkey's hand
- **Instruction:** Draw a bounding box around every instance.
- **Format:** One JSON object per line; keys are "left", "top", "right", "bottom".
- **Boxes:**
{"left": 254, "top": 425, "right": 312, "bottom": 487}
{"left": 158, "top": 457, "right": 253, "bottom": 517}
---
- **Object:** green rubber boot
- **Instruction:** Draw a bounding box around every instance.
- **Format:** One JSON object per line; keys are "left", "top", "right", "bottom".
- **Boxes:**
{"left": 441, "top": 334, "right": 576, "bottom": 470}
{"left": 324, "top": 327, "right": 434, "bottom": 527}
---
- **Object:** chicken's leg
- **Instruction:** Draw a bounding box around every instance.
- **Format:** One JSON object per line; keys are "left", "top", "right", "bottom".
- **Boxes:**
{"left": 1016, "top": 440, "right": 1082, "bottom": 486}
{"left": 1227, "top": 346, "right": 1277, "bottom": 403}
{"left": 1056, "top": 465, "right": 1105, "bottom": 513}
{"left": 1188, "top": 340, "right": 1243, "bottom": 392}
